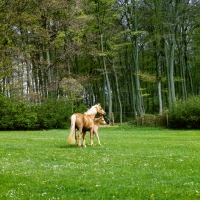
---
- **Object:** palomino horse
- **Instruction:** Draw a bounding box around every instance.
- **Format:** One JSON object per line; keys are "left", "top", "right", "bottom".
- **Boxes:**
{"left": 82, "top": 116, "right": 107, "bottom": 147}
{"left": 67, "top": 104, "right": 106, "bottom": 147}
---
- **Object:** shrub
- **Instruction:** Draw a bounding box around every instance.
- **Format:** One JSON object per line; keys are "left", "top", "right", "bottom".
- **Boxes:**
{"left": 0, "top": 94, "right": 87, "bottom": 130}
{"left": 13, "top": 103, "right": 38, "bottom": 130}
{"left": 132, "top": 114, "right": 167, "bottom": 127}
{"left": 0, "top": 95, "right": 38, "bottom": 130}
{"left": 74, "top": 103, "right": 88, "bottom": 113}
{"left": 0, "top": 95, "right": 15, "bottom": 130}
{"left": 168, "top": 96, "right": 200, "bottom": 129}
{"left": 37, "top": 98, "right": 72, "bottom": 129}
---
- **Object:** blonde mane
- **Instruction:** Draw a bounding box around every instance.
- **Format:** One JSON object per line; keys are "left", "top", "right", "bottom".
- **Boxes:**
{"left": 84, "top": 104, "right": 98, "bottom": 115}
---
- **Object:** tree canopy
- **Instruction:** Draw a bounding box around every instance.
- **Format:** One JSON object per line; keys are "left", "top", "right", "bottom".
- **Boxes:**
{"left": 0, "top": 0, "right": 200, "bottom": 124}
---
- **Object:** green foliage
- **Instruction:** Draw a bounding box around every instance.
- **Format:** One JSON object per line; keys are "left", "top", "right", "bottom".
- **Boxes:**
{"left": 73, "top": 103, "right": 88, "bottom": 113}
{"left": 0, "top": 94, "right": 15, "bottom": 130}
{"left": 60, "top": 77, "right": 84, "bottom": 102}
{"left": 0, "top": 94, "right": 85, "bottom": 130}
{"left": 37, "top": 99, "right": 72, "bottom": 129}
{"left": 13, "top": 102, "right": 38, "bottom": 130}
{"left": 0, "top": 95, "right": 37, "bottom": 130}
{"left": 131, "top": 114, "right": 167, "bottom": 127}
{"left": 168, "top": 96, "right": 200, "bottom": 129}
{"left": 54, "top": 31, "right": 66, "bottom": 48}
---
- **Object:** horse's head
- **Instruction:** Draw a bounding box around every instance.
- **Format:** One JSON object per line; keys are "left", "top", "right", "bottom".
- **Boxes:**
{"left": 84, "top": 103, "right": 106, "bottom": 116}
{"left": 96, "top": 103, "right": 106, "bottom": 115}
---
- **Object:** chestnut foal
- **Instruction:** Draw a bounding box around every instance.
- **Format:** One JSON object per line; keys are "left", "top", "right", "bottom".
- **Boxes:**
{"left": 82, "top": 116, "right": 107, "bottom": 147}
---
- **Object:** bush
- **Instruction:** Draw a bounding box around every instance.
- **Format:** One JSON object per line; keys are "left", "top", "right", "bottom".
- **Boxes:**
{"left": 13, "top": 102, "right": 38, "bottom": 130}
{"left": 168, "top": 96, "right": 200, "bottom": 129}
{"left": 131, "top": 114, "right": 167, "bottom": 127}
{"left": 37, "top": 99, "right": 72, "bottom": 129}
{"left": 0, "top": 96, "right": 38, "bottom": 130}
{"left": 74, "top": 103, "right": 88, "bottom": 113}
{"left": 0, "top": 95, "right": 15, "bottom": 130}
{"left": 0, "top": 94, "right": 87, "bottom": 130}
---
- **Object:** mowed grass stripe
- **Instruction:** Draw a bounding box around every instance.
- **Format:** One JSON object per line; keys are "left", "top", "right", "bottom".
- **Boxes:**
{"left": 0, "top": 127, "right": 200, "bottom": 199}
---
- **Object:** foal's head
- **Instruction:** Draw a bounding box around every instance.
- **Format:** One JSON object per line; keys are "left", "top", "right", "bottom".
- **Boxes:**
{"left": 100, "top": 116, "right": 107, "bottom": 125}
{"left": 94, "top": 116, "right": 107, "bottom": 125}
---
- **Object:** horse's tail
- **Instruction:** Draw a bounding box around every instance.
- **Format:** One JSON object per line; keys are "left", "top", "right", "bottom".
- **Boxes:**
{"left": 67, "top": 114, "right": 76, "bottom": 144}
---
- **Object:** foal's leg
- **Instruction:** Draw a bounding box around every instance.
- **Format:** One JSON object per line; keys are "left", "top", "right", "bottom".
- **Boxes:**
{"left": 95, "top": 131, "right": 101, "bottom": 146}
{"left": 82, "top": 131, "right": 87, "bottom": 147}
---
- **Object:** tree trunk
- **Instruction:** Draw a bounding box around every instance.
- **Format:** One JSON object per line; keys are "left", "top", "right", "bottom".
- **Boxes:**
{"left": 100, "top": 33, "right": 112, "bottom": 123}
{"left": 169, "top": 33, "right": 176, "bottom": 103}
{"left": 112, "top": 62, "right": 122, "bottom": 125}
{"left": 133, "top": 2, "right": 144, "bottom": 117}
{"left": 164, "top": 39, "right": 172, "bottom": 110}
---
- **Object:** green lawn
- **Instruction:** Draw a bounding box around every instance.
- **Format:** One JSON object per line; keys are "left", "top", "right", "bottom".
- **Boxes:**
{"left": 0, "top": 126, "right": 200, "bottom": 199}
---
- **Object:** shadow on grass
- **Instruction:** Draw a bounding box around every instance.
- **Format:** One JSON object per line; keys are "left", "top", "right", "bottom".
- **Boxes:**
{"left": 59, "top": 144, "right": 77, "bottom": 149}
{"left": 58, "top": 144, "right": 102, "bottom": 149}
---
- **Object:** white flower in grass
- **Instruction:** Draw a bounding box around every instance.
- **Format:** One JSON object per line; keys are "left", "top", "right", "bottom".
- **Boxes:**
{"left": 42, "top": 192, "right": 47, "bottom": 196}
{"left": 6, "top": 190, "right": 15, "bottom": 197}
{"left": 95, "top": 184, "right": 101, "bottom": 187}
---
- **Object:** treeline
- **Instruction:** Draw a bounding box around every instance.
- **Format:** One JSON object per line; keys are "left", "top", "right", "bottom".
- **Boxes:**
{"left": 1, "top": 94, "right": 199, "bottom": 130}
{"left": 0, "top": 0, "right": 200, "bottom": 126}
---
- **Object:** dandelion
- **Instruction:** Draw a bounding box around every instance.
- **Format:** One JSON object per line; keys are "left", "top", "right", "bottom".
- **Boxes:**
{"left": 150, "top": 194, "right": 155, "bottom": 198}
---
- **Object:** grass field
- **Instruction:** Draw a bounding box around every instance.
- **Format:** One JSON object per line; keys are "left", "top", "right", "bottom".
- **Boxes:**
{"left": 0, "top": 126, "right": 200, "bottom": 200}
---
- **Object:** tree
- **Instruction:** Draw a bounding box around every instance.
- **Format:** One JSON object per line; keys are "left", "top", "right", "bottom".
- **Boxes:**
{"left": 60, "top": 77, "right": 84, "bottom": 113}
{"left": 0, "top": 0, "right": 200, "bottom": 125}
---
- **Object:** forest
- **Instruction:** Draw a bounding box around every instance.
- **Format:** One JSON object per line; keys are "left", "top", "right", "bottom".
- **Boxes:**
{"left": 0, "top": 0, "right": 200, "bottom": 128}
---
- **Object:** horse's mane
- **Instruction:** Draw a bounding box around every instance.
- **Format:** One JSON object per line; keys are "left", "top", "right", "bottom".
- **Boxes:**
{"left": 84, "top": 104, "right": 98, "bottom": 115}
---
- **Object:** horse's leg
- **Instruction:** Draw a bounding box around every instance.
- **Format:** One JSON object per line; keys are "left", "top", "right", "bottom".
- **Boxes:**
{"left": 82, "top": 131, "right": 87, "bottom": 147}
{"left": 77, "top": 128, "right": 83, "bottom": 147}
